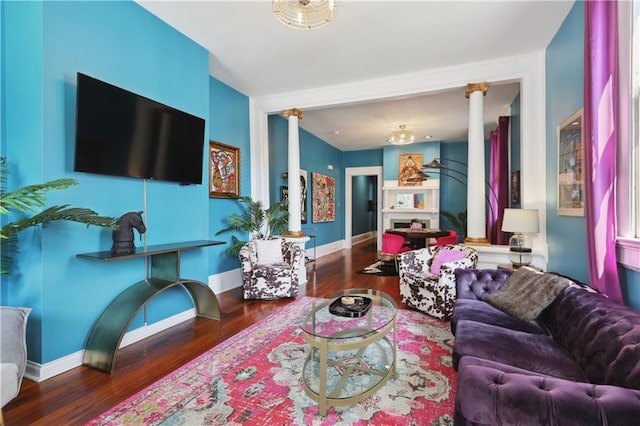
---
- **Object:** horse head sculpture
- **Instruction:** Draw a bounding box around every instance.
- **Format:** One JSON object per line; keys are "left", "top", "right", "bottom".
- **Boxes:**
{"left": 111, "top": 211, "right": 147, "bottom": 254}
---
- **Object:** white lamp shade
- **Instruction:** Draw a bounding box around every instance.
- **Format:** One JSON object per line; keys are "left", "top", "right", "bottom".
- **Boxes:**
{"left": 501, "top": 209, "right": 540, "bottom": 233}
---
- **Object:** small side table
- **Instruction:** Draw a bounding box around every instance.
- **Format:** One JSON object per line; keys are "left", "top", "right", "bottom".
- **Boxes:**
{"left": 497, "top": 264, "right": 543, "bottom": 272}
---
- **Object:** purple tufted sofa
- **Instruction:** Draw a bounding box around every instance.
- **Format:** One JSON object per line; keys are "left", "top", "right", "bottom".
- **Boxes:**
{"left": 451, "top": 268, "right": 640, "bottom": 426}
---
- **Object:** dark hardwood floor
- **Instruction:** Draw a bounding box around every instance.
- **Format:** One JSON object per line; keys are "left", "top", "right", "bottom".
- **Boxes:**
{"left": 4, "top": 239, "right": 404, "bottom": 425}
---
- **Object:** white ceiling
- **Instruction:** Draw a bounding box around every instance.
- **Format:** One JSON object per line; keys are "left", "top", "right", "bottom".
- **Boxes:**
{"left": 137, "top": 0, "right": 574, "bottom": 151}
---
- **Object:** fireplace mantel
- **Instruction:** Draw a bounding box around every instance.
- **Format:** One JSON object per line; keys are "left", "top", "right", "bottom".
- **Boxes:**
{"left": 382, "top": 180, "right": 439, "bottom": 230}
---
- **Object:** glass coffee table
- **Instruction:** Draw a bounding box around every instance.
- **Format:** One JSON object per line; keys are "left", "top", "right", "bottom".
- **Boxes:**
{"left": 300, "top": 289, "right": 397, "bottom": 416}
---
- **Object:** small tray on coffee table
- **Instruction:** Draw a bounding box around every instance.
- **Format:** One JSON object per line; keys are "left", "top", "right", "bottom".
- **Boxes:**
{"left": 329, "top": 296, "right": 372, "bottom": 317}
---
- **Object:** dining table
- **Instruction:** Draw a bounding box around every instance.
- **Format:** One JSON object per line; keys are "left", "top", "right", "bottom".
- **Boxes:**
{"left": 385, "top": 228, "right": 450, "bottom": 249}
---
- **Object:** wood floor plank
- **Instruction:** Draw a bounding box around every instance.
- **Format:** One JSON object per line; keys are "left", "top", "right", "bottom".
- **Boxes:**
{"left": 3, "top": 239, "right": 404, "bottom": 425}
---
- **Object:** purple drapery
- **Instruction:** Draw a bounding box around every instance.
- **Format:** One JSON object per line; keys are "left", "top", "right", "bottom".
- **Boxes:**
{"left": 487, "top": 116, "right": 510, "bottom": 245}
{"left": 584, "top": 0, "right": 622, "bottom": 302}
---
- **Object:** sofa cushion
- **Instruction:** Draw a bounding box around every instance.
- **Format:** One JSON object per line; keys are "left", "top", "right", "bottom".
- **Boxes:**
{"left": 455, "top": 356, "right": 640, "bottom": 426}
{"left": 430, "top": 247, "right": 466, "bottom": 274}
{"left": 451, "top": 299, "right": 547, "bottom": 336}
{"left": 453, "top": 320, "right": 587, "bottom": 382}
{"left": 484, "top": 267, "right": 570, "bottom": 321}
{"left": 541, "top": 286, "right": 640, "bottom": 390}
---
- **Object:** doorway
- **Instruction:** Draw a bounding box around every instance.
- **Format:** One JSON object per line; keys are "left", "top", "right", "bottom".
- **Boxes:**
{"left": 345, "top": 166, "right": 383, "bottom": 250}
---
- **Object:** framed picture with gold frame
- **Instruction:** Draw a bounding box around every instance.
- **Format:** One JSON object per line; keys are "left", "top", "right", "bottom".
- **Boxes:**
{"left": 209, "top": 140, "right": 240, "bottom": 198}
{"left": 398, "top": 153, "right": 423, "bottom": 186}
{"left": 557, "top": 109, "right": 584, "bottom": 216}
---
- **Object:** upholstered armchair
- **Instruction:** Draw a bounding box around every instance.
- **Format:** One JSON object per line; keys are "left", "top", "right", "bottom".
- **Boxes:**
{"left": 1, "top": 306, "right": 31, "bottom": 414}
{"left": 398, "top": 245, "right": 478, "bottom": 320}
{"left": 239, "top": 238, "right": 305, "bottom": 300}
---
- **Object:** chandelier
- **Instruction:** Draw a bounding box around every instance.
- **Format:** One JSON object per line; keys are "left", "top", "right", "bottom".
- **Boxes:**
{"left": 387, "top": 124, "right": 415, "bottom": 145}
{"left": 273, "top": 0, "right": 337, "bottom": 30}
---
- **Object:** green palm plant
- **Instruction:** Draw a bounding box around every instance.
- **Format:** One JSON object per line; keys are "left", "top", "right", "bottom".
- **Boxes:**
{"left": 216, "top": 195, "right": 288, "bottom": 256}
{"left": 440, "top": 209, "right": 467, "bottom": 239}
{"left": 1, "top": 157, "right": 118, "bottom": 274}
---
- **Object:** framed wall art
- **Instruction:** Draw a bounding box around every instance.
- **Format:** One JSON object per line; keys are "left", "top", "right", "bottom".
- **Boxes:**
{"left": 312, "top": 172, "right": 335, "bottom": 223}
{"left": 281, "top": 169, "right": 308, "bottom": 223}
{"left": 209, "top": 140, "right": 240, "bottom": 198}
{"left": 398, "top": 153, "right": 423, "bottom": 186}
{"left": 557, "top": 109, "right": 584, "bottom": 216}
{"left": 300, "top": 169, "right": 308, "bottom": 224}
{"left": 511, "top": 170, "right": 520, "bottom": 205}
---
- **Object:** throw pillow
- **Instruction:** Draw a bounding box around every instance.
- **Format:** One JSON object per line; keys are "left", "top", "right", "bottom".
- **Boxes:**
{"left": 484, "top": 267, "right": 571, "bottom": 321}
{"left": 430, "top": 248, "right": 466, "bottom": 275}
{"left": 254, "top": 238, "right": 284, "bottom": 265}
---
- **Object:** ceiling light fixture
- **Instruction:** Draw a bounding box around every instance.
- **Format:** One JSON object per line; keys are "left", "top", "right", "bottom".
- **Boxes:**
{"left": 273, "top": 0, "right": 337, "bottom": 30}
{"left": 387, "top": 124, "right": 415, "bottom": 145}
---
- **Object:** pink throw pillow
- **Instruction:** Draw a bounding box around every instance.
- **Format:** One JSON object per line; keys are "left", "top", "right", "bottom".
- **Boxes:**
{"left": 430, "top": 248, "right": 466, "bottom": 275}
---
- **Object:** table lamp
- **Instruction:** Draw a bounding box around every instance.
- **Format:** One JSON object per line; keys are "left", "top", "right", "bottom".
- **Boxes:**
{"left": 501, "top": 208, "right": 539, "bottom": 267}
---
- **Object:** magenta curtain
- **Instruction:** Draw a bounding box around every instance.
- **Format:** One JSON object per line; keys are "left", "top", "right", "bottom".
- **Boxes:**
{"left": 487, "top": 116, "right": 510, "bottom": 245}
{"left": 583, "top": 0, "right": 622, "bottom": 301}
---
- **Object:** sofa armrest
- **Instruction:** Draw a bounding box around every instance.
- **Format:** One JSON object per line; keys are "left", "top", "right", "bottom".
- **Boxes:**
{"left": 454, "top": 269, "right": 512, "bottom": 301}
{"left": 1, "top": 306, "right": 31, "bottom": 406}
{"left": 398, "top": 247, "right": 435, "bottom": 276}
{"left": 286, "top": 243, "right": 305, "bottom": 269}
{"left": 455, "top": 361, "right": 640, "bottom": 426}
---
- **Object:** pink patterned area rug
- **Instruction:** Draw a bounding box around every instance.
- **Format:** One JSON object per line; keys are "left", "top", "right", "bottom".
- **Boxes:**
{"left": 88, "top": 297, "right": 456, "bottom": 425}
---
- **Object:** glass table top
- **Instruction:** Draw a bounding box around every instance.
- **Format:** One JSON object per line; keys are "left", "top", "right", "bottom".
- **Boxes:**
{"left": 300, "top": 289, "right": 397, "bottom": 340}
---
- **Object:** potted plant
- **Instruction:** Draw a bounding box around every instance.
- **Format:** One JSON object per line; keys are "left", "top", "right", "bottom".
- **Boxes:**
{"left": 440, "top": 210, "right": 467, "bottom": 239}
{"left": 1, "top": 157, "right": 117, "bottom": 274}
{"left": 216, "top": 195, "right": 288, "bottom": 256}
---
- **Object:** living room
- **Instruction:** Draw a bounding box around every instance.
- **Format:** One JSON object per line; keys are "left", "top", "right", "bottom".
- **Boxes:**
{"left": 2, "top": 0, "right": 639, "bottom": 423}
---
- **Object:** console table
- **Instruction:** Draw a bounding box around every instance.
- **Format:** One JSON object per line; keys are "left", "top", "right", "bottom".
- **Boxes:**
{"left": 77, "top": 240, "right": 224, "bottom": 373}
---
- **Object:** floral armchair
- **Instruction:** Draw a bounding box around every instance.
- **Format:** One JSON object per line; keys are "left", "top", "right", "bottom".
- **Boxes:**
{"left": 398, "top": 245, "right": 478, "bottom": 320}
{"left": 239, "top": 239, "right": 305, "bottom": 300}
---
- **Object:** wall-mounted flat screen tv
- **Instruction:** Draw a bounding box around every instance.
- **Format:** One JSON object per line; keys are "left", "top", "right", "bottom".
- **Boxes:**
{"left": 74, "top": 73, "right": 205, "bottom": 185}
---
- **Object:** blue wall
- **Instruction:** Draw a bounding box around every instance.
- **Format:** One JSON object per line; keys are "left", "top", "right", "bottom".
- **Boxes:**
{"left": 439, "top": 142, "right": 468, "bottom": 239}
{"left": 268, "top": 115, "right": 344, "bottom": 245}
{"left": 343, "top": 148, "right": 383, "bottom": 167}
{"left": 0, "top": 1, "right": 238, "bottom": 363}
{"left": 208, "top": 77, "right": 251, "bottom": 271}
{"left": 545, "top": 1, "right": 589, "bottom": 283}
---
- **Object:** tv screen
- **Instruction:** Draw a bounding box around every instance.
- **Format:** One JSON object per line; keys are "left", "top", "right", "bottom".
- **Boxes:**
{"left": 74, "top": 73, "right": 205, "bottom": 185}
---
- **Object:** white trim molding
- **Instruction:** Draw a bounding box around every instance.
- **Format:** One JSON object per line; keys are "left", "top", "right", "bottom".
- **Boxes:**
{"left": 617, "top": 238, "right": 640, "bottom": 272}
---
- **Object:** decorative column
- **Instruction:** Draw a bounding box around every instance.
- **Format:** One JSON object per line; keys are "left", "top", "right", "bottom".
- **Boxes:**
{"left": 283, "top": 108, "right": 304, "bottom": 238}
{"left": 464, "top": 82, "right": 490, "bottom": 245}
{"left": 282, "top": 108, "right": 310, "bottom": 284}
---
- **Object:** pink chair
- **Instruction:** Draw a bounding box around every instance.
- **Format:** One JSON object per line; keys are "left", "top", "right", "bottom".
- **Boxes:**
{"left": 381, "top": 232, "right": 411, "bottom": 254}
{"left": 430, "top": 230, "right": 459, "bottom": 246}
{"left": 378, "top": 232, "right": 411, "bottom": 271}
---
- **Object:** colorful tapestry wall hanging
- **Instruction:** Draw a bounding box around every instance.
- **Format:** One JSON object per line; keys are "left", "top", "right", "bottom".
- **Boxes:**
{"left": 312, "top": 172, "right": 335, "bottom": 223}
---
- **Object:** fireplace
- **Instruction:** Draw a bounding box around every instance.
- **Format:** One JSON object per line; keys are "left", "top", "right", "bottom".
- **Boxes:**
{"left": 390, "top": 219, "right": 429, "bottom": 229}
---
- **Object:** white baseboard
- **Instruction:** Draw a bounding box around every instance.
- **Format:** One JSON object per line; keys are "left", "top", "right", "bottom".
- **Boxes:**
{"left": 25, "top": 278, "right": 235, "bottom": 382}
{"left": 313, "top": 239, "right": 345, "bottom": 259}
{"left": 208, "top": 267, "right": 242, "bottom": 293}
{"left": 351, "top": 231, "right": 375, "bottom": 245}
